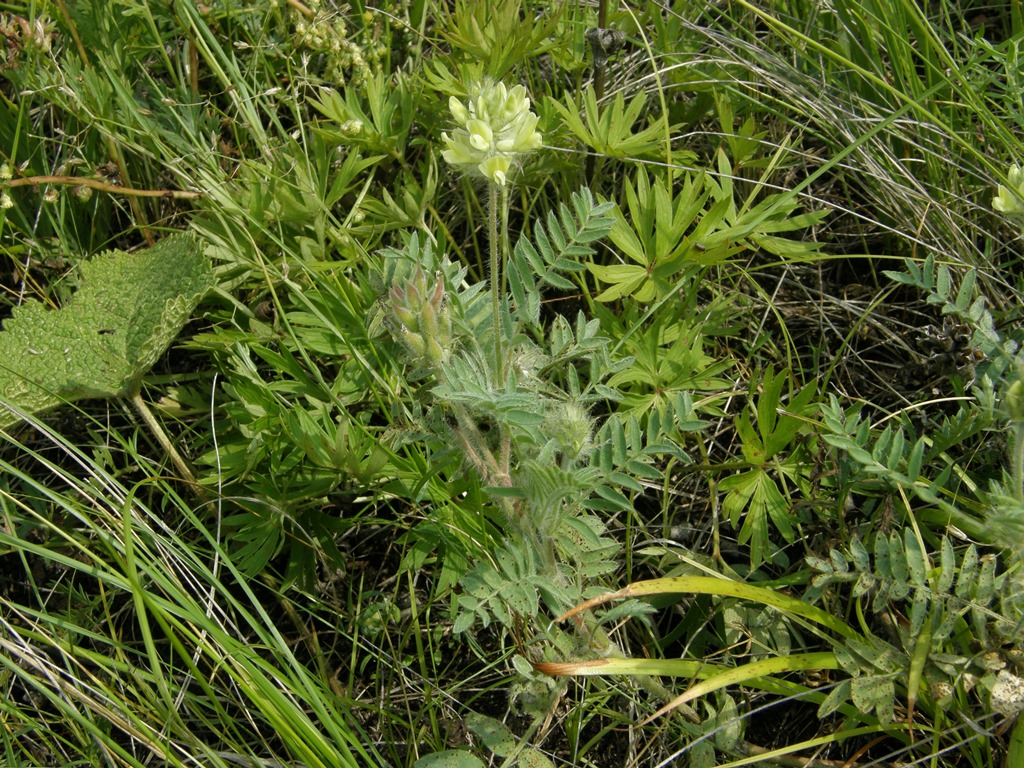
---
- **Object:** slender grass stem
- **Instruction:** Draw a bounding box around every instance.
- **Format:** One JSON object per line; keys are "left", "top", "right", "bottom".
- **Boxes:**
{"left": 4, "top": 174, "right": 202, "bottom": 199}
{"left": 130, "top": 388, "right": 200, "bottom": 493}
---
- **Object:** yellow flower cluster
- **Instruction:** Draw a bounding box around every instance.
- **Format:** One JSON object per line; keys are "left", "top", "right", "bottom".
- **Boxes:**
{"left": 441, "top": 79, "right": 542, "bottom": 186}
{"left": 993, "top": 164, "right": 1024, "bottom": 218}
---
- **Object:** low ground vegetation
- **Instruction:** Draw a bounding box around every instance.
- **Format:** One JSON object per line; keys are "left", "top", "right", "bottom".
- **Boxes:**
{"left": 1, "top": 1, "right": 1023, "bottom": 766}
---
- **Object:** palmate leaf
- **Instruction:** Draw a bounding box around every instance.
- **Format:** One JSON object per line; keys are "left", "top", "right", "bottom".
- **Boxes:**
{"left": 550, "top": 87, "right": 682, "bottom": 160}
{"left": 720, "top": 467, "right": 792, "bottom": 568}
{"left": 0, "top": 233, "right": 212, "bottom": 427}
{"left": 588, "top": 169, "right": 713, "bottom": 303}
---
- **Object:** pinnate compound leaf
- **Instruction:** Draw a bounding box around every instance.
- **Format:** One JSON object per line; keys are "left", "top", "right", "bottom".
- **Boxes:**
{"left": 0, "top": 233, "right": 212, "bottom": 426}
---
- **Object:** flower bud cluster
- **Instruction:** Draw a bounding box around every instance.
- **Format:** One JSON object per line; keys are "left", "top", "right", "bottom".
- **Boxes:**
{"left": 0, "top": 162, "right": 10, "bottom": 209}
{"left": 441, "top": 79, "right": 542, "bottom": 187}
{"left": 544, "top": 401, "right": 595, "bottom": 463}
{"left": 389, "top": 268, "right": 453, "bottom": 367}
{"left": 0, "top": 14, "right": 56, "bottom": 71}
{"left": 292, "top": 7, "right": 384, "bottom": 87}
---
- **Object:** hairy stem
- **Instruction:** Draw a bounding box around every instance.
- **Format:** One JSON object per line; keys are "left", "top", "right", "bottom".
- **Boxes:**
{"left": 500, "top": 184, "right": 511, "bottom": 297}
{"left": 489, "top": 181, "right": 503, "bottom": 384}
{"left": 1013, "top": 422, "right": 1024, "bottom": 502}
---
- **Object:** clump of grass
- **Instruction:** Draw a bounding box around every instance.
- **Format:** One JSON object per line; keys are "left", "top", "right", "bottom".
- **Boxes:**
{"left": 0, "top": 412, "right": 378, "bottom": 767}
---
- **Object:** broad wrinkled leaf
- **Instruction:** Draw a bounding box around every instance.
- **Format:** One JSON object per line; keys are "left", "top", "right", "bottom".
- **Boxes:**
{"left": 0, "top": 233, "right": 212, "bottom": 425}
{"left": 713, "top": 694, "right": 743, "bottom": 752}
{"left": 517, "top": 748, "right": 556, "bottom": 768}
{"left": 851, "top": 675, "right": 895, "bottom": 723}
{"left": 817, "top": 678, "right": 852, "bottom": 718}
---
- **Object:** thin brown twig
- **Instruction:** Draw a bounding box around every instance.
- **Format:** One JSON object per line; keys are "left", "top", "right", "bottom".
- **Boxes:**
{"left": 5, "top": 175, "right": 202, "bottom": 200}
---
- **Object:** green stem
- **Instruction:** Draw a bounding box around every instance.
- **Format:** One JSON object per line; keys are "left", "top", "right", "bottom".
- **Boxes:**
{"left": 497, "top": 183, "right": 517, "bottom": 494}
{"left": 1008, "top": 709, "right": 1024, "bottom": 768}
{"left": 488, "top": 181, "right": 502, "bottom": 384}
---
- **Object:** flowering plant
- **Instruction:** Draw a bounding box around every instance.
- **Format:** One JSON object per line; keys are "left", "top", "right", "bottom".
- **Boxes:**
{"left": 441, "top": 79, "right": 542, "bottom": 186}
{"left": 438, "top": 78, "right": 543, "bottom": 380}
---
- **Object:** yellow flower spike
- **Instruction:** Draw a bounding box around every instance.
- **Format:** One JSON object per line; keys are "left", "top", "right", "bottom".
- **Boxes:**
{"left": 440, "top": 133, "right": 475, "bottom": 167}
{"left": 500, "top": 85, "right": 529, "bottom": 120}
{"left": 441, "top": 77, "right": 542, "bottom": 187}
{"left": 467, "top": 119, "right": 494, "bottom": 152}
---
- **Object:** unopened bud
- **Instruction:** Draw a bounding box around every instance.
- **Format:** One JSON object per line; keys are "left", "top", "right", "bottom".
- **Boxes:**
{"left": 544, "top": 401, "right": 594, "bottom": 461}
{"left": 388, "top": 268, "right": 453, "bottom": 367}
{"left": 400, "top": 328, "right": 426, "bottom": 358}
{"left": 1006, "top": 378, "right": 1024, "bottom": 423}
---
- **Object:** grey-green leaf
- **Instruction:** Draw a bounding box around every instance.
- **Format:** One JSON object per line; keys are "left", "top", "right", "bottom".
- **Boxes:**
{"left": 466, "top": 713, "right": 516, "bottom": 757}
{"left": 413, "top": 750, "right": 486, "bottom": 768}
{"left": 517, "top": 748, "right": 556, "bottom": 768}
